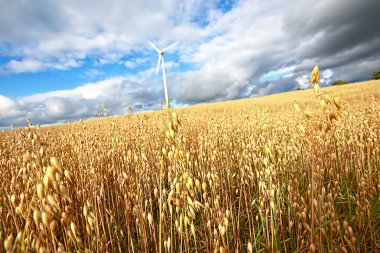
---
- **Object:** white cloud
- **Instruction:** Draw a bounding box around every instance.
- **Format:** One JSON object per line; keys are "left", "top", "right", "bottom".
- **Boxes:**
{"left": 296, "top": 75, "right": 310, "bottom": 88}
{"left": 319, "top": 69, "right": 334, "bottom": 85}
{"left": 173, "top": 0, "right": 286, "bottom": 102}
{"left": 125, "top": 61, "right": 137, "bottom": 68}
{"left": 4, "top": 59, "right": 47, "bottom": 73}
{"left": 3, "top": 58, "right": 81, "bottom": 73}
{"left": 124, "top": 57, "right": 149, "bottom": 69}
{"left": 322, "top": 69, "right": 333, "bottom": 79}
{"left": 0, "top": 95, "right": 24, "bottom": 118}
{"left": 0, "top": 75, "right": 163, "bottom": 127}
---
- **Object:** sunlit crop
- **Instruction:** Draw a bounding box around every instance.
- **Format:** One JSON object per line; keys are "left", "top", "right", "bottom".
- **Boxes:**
{"left": 1, "top": 81, "right": 380, "bottom": 252}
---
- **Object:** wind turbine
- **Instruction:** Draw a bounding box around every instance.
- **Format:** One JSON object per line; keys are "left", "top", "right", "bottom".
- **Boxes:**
{"left": 148, "top": 41, "right": 179, "bottom": 109}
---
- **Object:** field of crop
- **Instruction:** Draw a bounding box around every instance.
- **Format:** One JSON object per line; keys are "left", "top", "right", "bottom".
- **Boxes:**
{"left": 1, "top": 80, "right": 380, "bottom": 252}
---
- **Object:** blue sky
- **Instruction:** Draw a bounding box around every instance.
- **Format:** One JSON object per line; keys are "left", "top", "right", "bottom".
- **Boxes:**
{"left": 0, "top": 0, "right": 379, "bottom": 128}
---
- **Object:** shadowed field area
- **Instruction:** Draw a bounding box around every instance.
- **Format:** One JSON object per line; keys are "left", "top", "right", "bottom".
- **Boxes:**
{"left": 1, "top": 80, "right": 380, "bottom": 252}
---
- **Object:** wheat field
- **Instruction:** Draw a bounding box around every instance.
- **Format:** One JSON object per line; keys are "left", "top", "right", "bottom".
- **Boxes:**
{"left": 1, "top": 80, "right": 380, "bottom": 252}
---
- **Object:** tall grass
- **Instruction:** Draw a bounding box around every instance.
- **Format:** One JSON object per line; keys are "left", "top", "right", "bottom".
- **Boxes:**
{"left": 1, "top": 87, "right": 380, "bottom": 252}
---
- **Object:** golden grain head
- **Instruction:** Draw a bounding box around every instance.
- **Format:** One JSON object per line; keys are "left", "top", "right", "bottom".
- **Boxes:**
{"left": 4, "top": 235, "right": 14, "bottom": 252}
{"left": 42, "top": 175, "right": 50, "bottom": 189}
{"left": 33, "top": 208, "right": 41, "bottom": 226}
{"left": 247, "top": 242, "right": 253, "bottom": 253}
{"left": 310, "top": 65, "right": 319, "bottom": 84}
{"left": 147, "top": 213, "right": 153, "bottom": 225}
{"left": 41, "top": 211, "right": 51, "bottom": 228}
{"left": 45, "top": 166, "right": 57, "bottom": 182}
{"left": 50, "top": 157, "right": 62, "bottom": 173}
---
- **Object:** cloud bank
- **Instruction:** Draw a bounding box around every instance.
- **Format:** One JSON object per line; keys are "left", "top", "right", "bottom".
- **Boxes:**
{"left": 1, "top": 0, "right": 379, "bottom": 127}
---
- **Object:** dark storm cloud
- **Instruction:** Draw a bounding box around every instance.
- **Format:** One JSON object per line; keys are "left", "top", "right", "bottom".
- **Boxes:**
{"left": 284, "top": 0, "right": 380, "bottom": 58}
{"left": 284, "top": 0, "right": 380, "bottom": 77}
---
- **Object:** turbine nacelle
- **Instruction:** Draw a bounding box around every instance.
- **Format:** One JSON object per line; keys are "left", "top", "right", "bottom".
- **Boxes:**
{"left": 148, "top": 41, "right": 178, "bottom": 75}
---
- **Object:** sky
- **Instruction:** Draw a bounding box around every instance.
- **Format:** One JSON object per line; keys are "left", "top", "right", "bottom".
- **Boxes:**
{"left": 0, "top": 0, "right": 380, "bottom": 128}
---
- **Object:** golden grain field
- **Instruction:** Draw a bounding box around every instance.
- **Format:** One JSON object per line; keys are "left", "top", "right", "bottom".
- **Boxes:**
{"left": 1, "top": 80, "right": 380, "bottom": 252}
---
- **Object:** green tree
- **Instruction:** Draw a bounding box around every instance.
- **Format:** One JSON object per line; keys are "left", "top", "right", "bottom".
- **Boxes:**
{"left": 331, "top": 80, "right": 348, "bottom": 86}
{"left": 371, "top": 70, "right": 380, "bottom": 80}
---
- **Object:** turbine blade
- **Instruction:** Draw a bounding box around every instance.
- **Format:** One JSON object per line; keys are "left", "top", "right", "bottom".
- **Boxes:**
{"left": 156, "top": 55, "right": 162, "bottom": 75}
{"left": 148, "top": 41, "right": 161, "bottom": 53}
{"left": 162, "top": 41, "right": 179, "bottom": 52}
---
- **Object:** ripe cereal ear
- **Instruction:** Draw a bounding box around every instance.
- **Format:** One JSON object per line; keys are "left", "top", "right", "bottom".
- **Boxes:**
{"left": 310, "top": 65, "right": 319, "bottom": 84}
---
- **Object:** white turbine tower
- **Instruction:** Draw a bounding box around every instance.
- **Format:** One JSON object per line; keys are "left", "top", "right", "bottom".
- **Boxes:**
{"left": 148, "top": 41, "right": 179, "bottom": 109}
